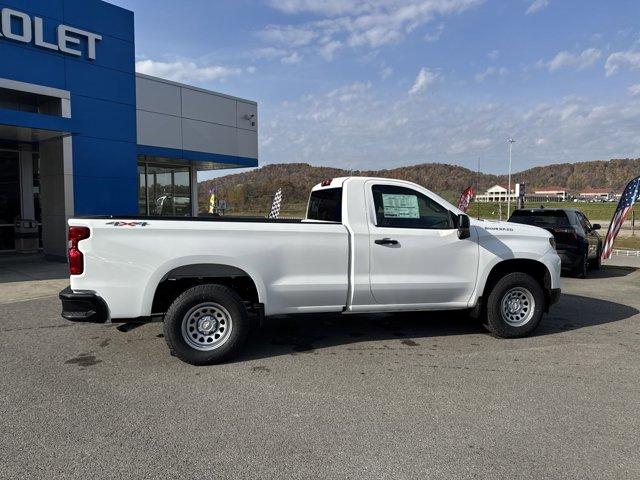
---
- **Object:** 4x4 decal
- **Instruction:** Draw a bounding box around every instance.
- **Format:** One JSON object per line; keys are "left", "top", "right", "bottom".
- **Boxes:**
{"left": 106, "top": 221, "right": 150, "bottom": 227}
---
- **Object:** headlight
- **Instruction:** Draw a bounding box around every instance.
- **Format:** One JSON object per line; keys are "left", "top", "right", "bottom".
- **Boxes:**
{"left": 549, "top": 237, "right": 556, "bottom": 250}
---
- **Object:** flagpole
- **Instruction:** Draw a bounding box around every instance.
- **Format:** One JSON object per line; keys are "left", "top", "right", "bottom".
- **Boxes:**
{"left": 476, "top": 157, "right": 480, "bottom": 220}
{"left": 507, "top": 138, "right": 515, "bottom": 219}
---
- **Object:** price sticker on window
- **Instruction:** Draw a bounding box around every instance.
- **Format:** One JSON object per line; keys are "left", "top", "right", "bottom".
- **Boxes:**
{"left": 382, "top": 194, "right": 420, "bottom": 218}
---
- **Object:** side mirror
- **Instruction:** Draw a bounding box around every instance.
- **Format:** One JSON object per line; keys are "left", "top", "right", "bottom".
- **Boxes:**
{"left": 592, "top": 224, "right": 601, "bottom": 231}
{"left": 457, "top": 214, "right": 471, "bottom": 240}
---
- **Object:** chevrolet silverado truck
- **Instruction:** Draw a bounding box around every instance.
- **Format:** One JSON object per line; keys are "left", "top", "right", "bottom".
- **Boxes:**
{"left": 60, "top": 177, "right": 561, "bottom": 365}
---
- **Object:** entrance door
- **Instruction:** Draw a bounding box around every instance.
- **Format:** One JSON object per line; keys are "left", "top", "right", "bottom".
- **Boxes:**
{"left": 0, "top": 151, "right": 20, "bottom": 251}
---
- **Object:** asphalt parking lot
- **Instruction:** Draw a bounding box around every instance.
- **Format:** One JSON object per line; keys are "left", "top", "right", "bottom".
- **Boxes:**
{"left": 1, "top": 258, "right": 640, "bottom": 479}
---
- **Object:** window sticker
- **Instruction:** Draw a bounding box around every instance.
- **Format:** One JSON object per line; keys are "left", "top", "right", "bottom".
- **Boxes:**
{"left": 382, "top": 194, "right": 420, "bottom": 218}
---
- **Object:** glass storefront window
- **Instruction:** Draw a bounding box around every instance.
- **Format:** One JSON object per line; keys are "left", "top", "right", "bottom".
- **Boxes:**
{"left": 138, "top": 159, "right": 192, "bottom": 216}
{"left": 138, "top": 164, "right": 147, "bottom": 215}
{"left": 0, "top": 150, "right": 20, "bottom": 250}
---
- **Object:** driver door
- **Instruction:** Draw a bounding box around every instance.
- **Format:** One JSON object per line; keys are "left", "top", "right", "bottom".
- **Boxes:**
{"left": 367, "top": 182, "right": 479, "bottom": 306}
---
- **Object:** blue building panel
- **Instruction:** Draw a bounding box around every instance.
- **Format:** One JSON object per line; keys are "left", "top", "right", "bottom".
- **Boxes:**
{"left": 137, "top": 145, "right": 259, "bottom": 168}
{"left": 65, "top": 61, "right": 136, "bottom": 106}
{"left": 73, "top": 175, "right": 138, "bottom": 216}
{"left": 63, "top": 0, "right": 135, "bottom": 43}
{"left": 71, "top": 95, "right": 136, "bottom": 143}
{"left": 0, "top": 0, "right": 64, "bottom": 21}
{"left": 64, "top": 34, "right": 136, "bottom": 74}
{"left": 0, "top": 43, "right": 67, "bottom": 89}
{"left": 0, "top": 108, "right": 75, "bottom": 132}
{"left": 72, "top": 136, "right": 137, "bottom": 179}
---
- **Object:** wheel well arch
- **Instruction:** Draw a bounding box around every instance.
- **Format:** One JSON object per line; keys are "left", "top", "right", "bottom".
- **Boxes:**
{"left": 482, "top": 259, "right": 552, "bottom": 307}
{"left": 151, "top": 263, "right": 260, "bottom": 315}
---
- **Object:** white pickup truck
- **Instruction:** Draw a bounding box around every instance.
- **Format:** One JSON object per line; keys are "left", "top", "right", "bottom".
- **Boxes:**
{"left": 60, "top": 177, "right": 561, "bottom": 365}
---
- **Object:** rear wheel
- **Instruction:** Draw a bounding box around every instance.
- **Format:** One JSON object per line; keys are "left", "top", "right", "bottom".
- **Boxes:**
{"left": 484, "top": 272, "right": 545, "bottom": 338}
{"left": 574, "top": 251, "right": 589, "bottom": 278}
{"left": 590, "top": 244, "right": 602, "bottom": 270}
{"left": 163, "top": 284, "right": 250, "bottom": 365}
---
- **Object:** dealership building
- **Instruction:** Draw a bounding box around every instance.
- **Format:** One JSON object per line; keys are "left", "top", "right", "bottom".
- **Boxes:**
{"left": 0, "top": 0, "right": 258, "bottom": 259}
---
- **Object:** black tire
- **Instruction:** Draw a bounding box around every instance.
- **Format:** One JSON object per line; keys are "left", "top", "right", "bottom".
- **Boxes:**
{"left": 484, "top": 272, "right": 545, "bottom": 338}
{"left": 163, "top": 284, "right": 250, "bottom": 365}
{"left": 574, "top": 251, "right": 589, "bottom": 278}
{"left": 590, "top": 244, "right": 602, "bottom": 270}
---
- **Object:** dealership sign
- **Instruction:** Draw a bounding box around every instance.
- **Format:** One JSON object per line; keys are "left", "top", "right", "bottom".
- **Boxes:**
{"left": 0, "top": 8, "right": 102, "bottom": 60}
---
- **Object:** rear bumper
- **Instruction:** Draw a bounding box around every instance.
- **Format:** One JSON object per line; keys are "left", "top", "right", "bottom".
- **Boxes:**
{"left": 556, "top": 249, "right": 582, "bottom": 270}
{"left": 59, "top": 286, "right": 109, "bottom": 323}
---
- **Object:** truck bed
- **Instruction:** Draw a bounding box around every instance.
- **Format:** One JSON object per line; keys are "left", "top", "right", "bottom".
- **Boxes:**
{"left": 69, "top": 216, "right": 350, "bottom": 319}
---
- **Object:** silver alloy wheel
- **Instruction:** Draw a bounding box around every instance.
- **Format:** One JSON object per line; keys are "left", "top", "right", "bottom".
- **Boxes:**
{"left": 181, "top": 302, "right": 233, "bottom": 351}
{"left": 500, "top": 287, "right": 535, "bottom": 327}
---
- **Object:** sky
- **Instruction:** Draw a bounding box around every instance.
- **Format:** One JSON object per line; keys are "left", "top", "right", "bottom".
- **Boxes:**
{"left": 110, "top": 0, "right": 640, "bottom": 175}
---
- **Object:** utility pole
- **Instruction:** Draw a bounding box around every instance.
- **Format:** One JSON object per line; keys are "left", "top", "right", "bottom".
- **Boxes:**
{"left": 507, "top": 138, "right": 516, "bottom": 219}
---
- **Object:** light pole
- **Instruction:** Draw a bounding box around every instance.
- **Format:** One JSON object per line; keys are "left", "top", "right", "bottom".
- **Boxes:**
{"left": 507, "top": 138, "right": 516, "bottom": 218}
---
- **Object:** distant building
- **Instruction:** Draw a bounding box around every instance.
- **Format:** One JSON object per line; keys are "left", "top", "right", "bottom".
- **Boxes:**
{"left": 476, "top": 185, "right": 517, "bottom": 202}
{"left": 477, "top": 184, "right": 570, "bottom": 203}
{"left": 578, "top": 189, "right": 615, "bottom": 201}
{"left": 528, "top": 187, "right": 568, "bottom": 202}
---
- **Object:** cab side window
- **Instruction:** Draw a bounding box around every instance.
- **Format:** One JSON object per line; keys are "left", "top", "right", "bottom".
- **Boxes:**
{"left": 576, "top": 212, "right": 591, "bottom": 232}
{"left": 372, "top": 184, "right": 453, "bottom": 229}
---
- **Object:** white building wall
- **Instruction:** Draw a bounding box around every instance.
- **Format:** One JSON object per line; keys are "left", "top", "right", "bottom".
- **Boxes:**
{"left": 135, "top": 74, "right": 258, "bottom": 161}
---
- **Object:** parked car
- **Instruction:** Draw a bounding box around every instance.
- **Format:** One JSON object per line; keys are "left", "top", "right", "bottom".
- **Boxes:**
{"left": 508, "top": 208, "right": 602, "bottom": 278}
{"left": 60, "top": 177, "right": 561, "bottom": 365}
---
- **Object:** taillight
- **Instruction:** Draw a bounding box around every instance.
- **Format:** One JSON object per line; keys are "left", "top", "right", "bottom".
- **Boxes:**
{"left": 552, "top": 227, "right": 578, "bottom": 240}
{"left": 68, "top": 226, "right": 90, "bottom": 275}
{"left": 321, "top": 179, "right": 332, "bottom": 187}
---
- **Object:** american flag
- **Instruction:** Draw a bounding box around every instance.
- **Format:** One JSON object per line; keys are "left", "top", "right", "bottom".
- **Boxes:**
{"left": 601, "top": 176, "right": 640, "bottom": 260}
{"left": 268, "top": 188, "right": 283, "bottom": 219}
{"left": 457, "top": 186, "right": 475, "bottom": 213}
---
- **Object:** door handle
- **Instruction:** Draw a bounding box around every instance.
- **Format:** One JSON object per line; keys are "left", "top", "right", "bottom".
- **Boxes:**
{"left": 375, "top": 238, "right": 399, "bottom": 246}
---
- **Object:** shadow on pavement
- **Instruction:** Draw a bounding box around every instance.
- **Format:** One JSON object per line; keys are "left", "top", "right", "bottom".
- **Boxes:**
{"left": 588, "top": 266, "right": 637, "bottom": 279}
{"left": 237, "top": 294, "right": 638, "bottom": 362}
{"left": 538, "top": 293, "right": 639, "bottom": 335}
{"left": 561, "top": 265, "right": 637, "bottom": 279}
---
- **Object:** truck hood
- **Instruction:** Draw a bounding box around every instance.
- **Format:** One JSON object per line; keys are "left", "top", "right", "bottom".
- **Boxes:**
{"left": 471, "top": 218, "right": 553, "bottom": 240}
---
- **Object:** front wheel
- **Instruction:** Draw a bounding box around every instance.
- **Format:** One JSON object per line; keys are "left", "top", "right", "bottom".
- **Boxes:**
{"left": 484, "top": 272, "right": 545, "bottom": 338}
{"left": 163, "top": 284, "right": 250, "bottom": 365}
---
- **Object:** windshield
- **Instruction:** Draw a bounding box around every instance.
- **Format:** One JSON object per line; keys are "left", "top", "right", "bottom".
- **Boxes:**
{"left": 509, "top": 210, "right": 571, "bottom": 227}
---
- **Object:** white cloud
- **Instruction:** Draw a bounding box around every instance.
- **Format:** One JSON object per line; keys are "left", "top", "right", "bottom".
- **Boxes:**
{"left": 251, "top": 47, "right": 289, "bottom": 60}
{"left": 409, "top": 67, "right": 439, "bottom": 95}
{"left": 546, "top": 48, "right": 601, "bottom": 72}
{"left": 259, "top": 0, "right": 484, "bottom": 62}
{"left": 135, "top": 59, "right": 247, "bottom": 84}
{"left": 260, "top": 82, "right": 640, "bottom": 173}
{"left": 424, "top": 24, "right": 444, "bottom": 43}
{"left": 475, "top": 66, "right": 509, "bottom": 82}
{"left": 526, "top": 0, "right": 550, "bottom": 15}
{"left": 266, "top": 0, "right": 363, "bottom": 16}
{"left": 487, "top": 49, "right": 500, "bottom": 60}
{"left": 629, "top": 84, "right": 640, "bottom": 96}
{"left": 381, "top": 66, "right": 394, "bottom": 79}
{"left": 319, "top": 40, "right": 342, "bottom": 61}
{"left": 604, "top": 50, "right": 640, "bottom": 76}
{"left": 281, "top": 51, "right": 303, "bottom": 64}
{"left": 258, "top": 25, "right": 317, "bottom": 47}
